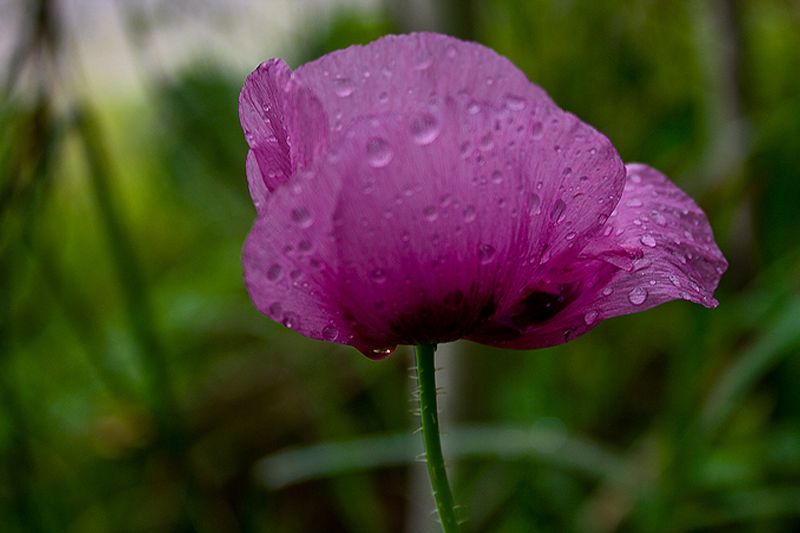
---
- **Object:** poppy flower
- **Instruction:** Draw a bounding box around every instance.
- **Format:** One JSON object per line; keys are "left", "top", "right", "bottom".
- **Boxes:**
{"left": 239, "top": 33, "right": 727, "bottom": 358}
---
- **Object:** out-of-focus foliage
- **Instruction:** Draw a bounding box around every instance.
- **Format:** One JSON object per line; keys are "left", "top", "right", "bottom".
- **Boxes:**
{"left": 1, "top": 0, "right": 799, "bottom": 532}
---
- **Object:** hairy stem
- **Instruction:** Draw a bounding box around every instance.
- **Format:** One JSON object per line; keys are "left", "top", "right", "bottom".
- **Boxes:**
{"left": 415, "top": 344, "right": 460, "bottom": 532}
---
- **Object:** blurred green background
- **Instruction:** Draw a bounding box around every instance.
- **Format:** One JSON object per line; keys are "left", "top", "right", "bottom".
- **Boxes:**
{"left": 2, "top": 0, "right": 799, "bottom": 531}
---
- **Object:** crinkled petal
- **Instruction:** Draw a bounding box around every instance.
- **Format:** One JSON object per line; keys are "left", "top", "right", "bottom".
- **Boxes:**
{"left": 472, "top": 163, "right": 727, "bottom": 349}
{"left": 239, "top": 58, "right": 328, "bottom": 210}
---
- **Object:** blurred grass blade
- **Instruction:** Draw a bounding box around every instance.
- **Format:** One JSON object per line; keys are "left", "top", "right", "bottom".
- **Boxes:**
{"left": 255, "top": 423, "right": 626, "bottom": 490}
{"left": 701, "top": 298, "right": 800, "bottom": 435}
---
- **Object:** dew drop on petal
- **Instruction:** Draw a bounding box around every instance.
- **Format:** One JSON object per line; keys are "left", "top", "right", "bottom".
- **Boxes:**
{"left": 628, "top": 287, "right": 648, "bottom": 305}
{"left": 366, "top": 137, "right": 393, "bottom": 168}
{"left": 267, "top": 264, "right": 282, "bottom": 281}
{"left": 669, "top": 274, "right": 681, "bottom": 287}
{"left": 334, "top": 77, "right": 355, "bottom": 97}
{"left": 528, "top": 193, "right": 541, "bottom": 216}
{"left": 463, "top": 205, "right": 477, "bottom": 223}
{"left": 411, "top": 112, "right": 440, "bottom": 145}
{"left": 551, "top": 199, "right": 567, "bottom": 223}
{"left": 626, "top": 198, "right": 643, "bottom": 208}
{"left": 584, "top": 310, "right": 599, "bottom": 325}
{"left": 282, "top": 312, "right": 299, "bottom": 329}
{"left": 322, "top": 325, "right": 339, "bottom": 341}
{"left": 640, "top": 234, "right": 657, "bottom": 248}
{"left": 291, "top": 207, "right": 313, "bottom": 228}
{"left": 423, "top": 205, "right": 438, "bottom": 221}
{"left": 370, "top": 268, "right": 387, "bottom": 283}
{"left": 503, "top": 94, "right": 526, "bottom": 110}
{"left": 491, "top": 170, "right": 504, "bottom": 184}
{"left": 478, "top": 243, "right": 496, "bottom": 264}
{"left": 268, "top": 302, "right": 282, "bottom": 316}
{"left": 531, "top": 121, "right": 543, "bottom": 139}
{"left": 602, "top": 287, "right": 613, "bottom": 296}
{"left": 565, "top": 231, "right": 577, "bottom": 241}
{"left": 371, "top": 347, "right": 395, "bottom": 357}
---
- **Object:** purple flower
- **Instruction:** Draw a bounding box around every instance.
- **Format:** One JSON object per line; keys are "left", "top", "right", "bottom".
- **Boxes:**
{"left": 239, "top": 33, "right": 727, "bottom": 358}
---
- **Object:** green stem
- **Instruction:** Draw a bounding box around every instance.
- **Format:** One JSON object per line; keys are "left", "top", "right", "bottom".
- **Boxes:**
{"left": 415, "top": 344, "right": 460, "bottom": 533}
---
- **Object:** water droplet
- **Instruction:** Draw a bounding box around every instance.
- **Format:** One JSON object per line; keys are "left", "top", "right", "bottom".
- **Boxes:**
{"left": 626, "top": 198, "right": 643, "bottom": 208}
{"left": 423, "top": 205, "right": 438, "bottom": 221}
{"left": 584, "top": 310, "right": 599, "bottom": 325}
{"left": 411, "top": 112, "right": 440, "bottom": 145}
{"left": 371, "top": 347, "right": 395, "bottom": 357}
{"left": 602, "top": 287, "right": 613, "bottom": 296}
{"left": 334, "top": 77, "right": 355, "bottom": 97}
{"left": 478, "top": 243, "right": 496, "bottom": 264}
{"left": 630, "top": 173, "right": 642, "bottom": 183}
{"left": 480, "top": 133, "right": 494, "bottom": 150}
{"left": 491, "top": 170, "right": 504, "bottom": 184}
{"left": 322, "top": 325, "right": 339, "bottom": 340}
{"left": 378, "top": 91, "right": 389, "bottom": 104}
{"left": 463, "top": 205, "right": 477, "bottom": 223}
{"left": 669, "top": 274, "right": 681, "bottom": 287}
{"left": 531, "top": 121, "right": 543, "bottom": 139}
{"left": 291, "top": 207, "right": 313, "bottom": 227}
{"left": 282, "top": 312, "right": 299, "bottom": 329}
{"left": 503, "top": 94, "right": 526, "bottom": 110}
{"left": 370, "top": 268, "right": 387, "bottom": 283}
{"left": 366, "top": 137, "right": 393, "bottom": 168}
{"left": 640, "top": 234, "right": 657, "bottom": 248}
{"left": 551, "top": 199, "right": 567, "bottom": 223}
{"left": 445, "top": 44, "right": 457, "bottom": 58}
{"left": 528, "top": 193, "right": 541, "bottom": 215}
{"left": 565, "top": 231, "right": 577, "bottom": 241}
{"left": 628, "top": 287, "right": 648, "bottom": 305}
{"left": 650, "top": 210, "right": 667, "bottom": 226}
{"left": 268, "top": 302, "right": 282, "bottom": 316}
{"left": 267, "top": 264, "right": 282, "bottom": 281}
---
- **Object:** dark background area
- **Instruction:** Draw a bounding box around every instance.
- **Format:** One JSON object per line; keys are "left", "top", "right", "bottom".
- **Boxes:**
{"left": 2, "top": 0, "right": 800, "bottom": 531}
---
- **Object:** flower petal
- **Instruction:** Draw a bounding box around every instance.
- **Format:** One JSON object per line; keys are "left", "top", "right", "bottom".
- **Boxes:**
{"left": 472, "top": 163, "right": 728, "bottom": 349}
{"left": 242, "top": 170, "right": 385, "bottom": 353}
{"left": 311, "top": 90, "right": 623, "bottom": 347}
{"left": 239, "top": 58, "right": 327, "bottom": 210}
{"left": 294, "top": 32, "right": 554, "bottom": 146}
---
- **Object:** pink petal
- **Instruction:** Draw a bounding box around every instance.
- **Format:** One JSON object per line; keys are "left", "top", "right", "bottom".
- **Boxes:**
{"left": 239, "top": 59, "right": 328, "bottom": 211}
{"left": 473, "top": 163, "right": 727, "bottom": 349}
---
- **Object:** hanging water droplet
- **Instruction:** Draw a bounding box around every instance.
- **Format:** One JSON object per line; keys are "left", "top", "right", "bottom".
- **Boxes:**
{"left": 291, "top": 207, "right": 313, "bottom": 227}
{"left": 478, "top": 243, "right": 496, "bottom": 264}
{"left": 628, "top": 287, "right": 648, "bottom": 305}
{"left": 322, "top": 325, "right": 339, "bottom": 341}
{"left": 267, "top": 264, "right": 282, "bottom": 281}
{"left": 366, "top": 137, "right": 393, "bottom": 168}
{"left": 410, "top": 112, "right": 440, "bottom": 145}
{"left": 551, "top": 199, "right": 567, "bottom": 223}
{"left": 334, "top": 76, "right": 355, "bottom": 97}
{"left": 371, "top": 347, "right": 395, "bottom": 357}
{"left": 282, "top": 312, "right": 299, "bottom": 329}
{"left": 463, "top": 205, "right": 477, "bottom": 223}
{"left": 584, "top": 310, "right": 599, "bottom": 325}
